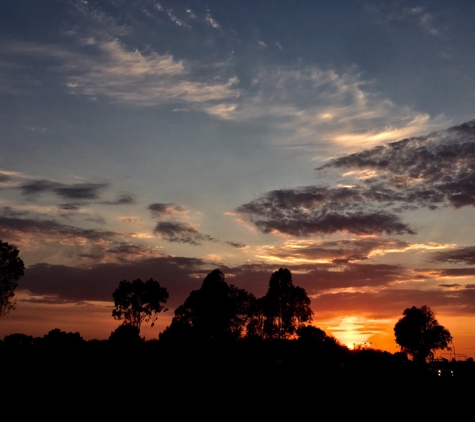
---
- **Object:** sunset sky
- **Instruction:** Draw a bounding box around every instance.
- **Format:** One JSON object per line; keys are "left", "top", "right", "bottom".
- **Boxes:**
{"left": 1, "top": 0, "right": 475, "bottom": 356}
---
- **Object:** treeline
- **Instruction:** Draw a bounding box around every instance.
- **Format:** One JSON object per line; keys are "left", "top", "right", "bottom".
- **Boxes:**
{"left": 110, "top": 267, "right": 320, "bottom": 343}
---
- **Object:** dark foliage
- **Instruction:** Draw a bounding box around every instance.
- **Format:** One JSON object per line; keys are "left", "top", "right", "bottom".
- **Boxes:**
{"left": 261, "top": 268, "right": 313, "bottom": 339}
{"left": 394, "top": 305, "right": 452, "bottom": 363}
{"left": 160, "top": 269, "right": 255, "bottom": 342}
{"left": 43, "top": 328, "right": 85, "bottom": 348}
{"left": 0, "top": 240, "right": 25, "bottom": 317}
{"left": 112, "top": 278, "right": 169, "bottom": 331}
{"left": 109, "top": 324, "right": 142, "bottom": 345}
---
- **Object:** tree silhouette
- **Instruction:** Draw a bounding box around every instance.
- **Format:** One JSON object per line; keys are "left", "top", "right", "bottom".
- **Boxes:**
{"left": 0, "top": 240, "right": 25, "bottom": 317}
{"left": 112, "top": 278, "right": 169, "bottom": 331}
{"left": 43, "top": 328, "right": 85, "bottom": 348}
{"left": 262, "top": 268, "right": 313, "bottom": 340}
{"left": 394, "top": 305, "right": 452, "bottom": 363}
{"left": 109, "top": 324, "right": 142, "bottom": 345}
{"left": 161, "top": 269, "right": 254, "bottom": 342}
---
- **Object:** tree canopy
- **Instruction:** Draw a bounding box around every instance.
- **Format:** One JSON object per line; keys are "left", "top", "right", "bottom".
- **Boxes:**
{"left": 394, "top": 305, "right": 452, "bottom": 363}
{"left": 112, "top": 278, "right": 169, "bottom": 331}
{"left": 262, "top": 268, "right": 313, "bottom": 339}
{"left": 0, "top": 240, "right": 25, "bottom": 317}
{"left": 161, "top": 269, "right": 255, "bottom": 342}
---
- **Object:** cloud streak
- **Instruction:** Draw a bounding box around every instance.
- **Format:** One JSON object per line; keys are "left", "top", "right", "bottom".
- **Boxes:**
{"left": 431, "top": 246, "right": 475, "bottom": 265}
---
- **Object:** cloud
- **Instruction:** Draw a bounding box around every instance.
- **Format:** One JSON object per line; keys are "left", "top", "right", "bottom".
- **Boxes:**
{"left": 319, "top": 120, "right": 475, "bottom": 209}
{"left": 430, "top": 246, "right": 475, "bottom": 265}
{"left": 148, "top": 203, "right": 245, "bottom": 248}
{"left": 235, "top": 186, "right": 414, "bottom": 236}
{"left": 102, "top": 194, "right": 135, "bottom": 205}
{"left": 14, "top": 176, "right": 132, "bottom": 209}
{"left": 156, "top": 3, "right": 190, "bottom": 28}
{"left": 148, "top": 203, "right": 187, "bottom": 218}
{"left": 225, "top": 241, "right": 247, "bottom": 249}
{"left": 0, "top": 215, "right": 117, "bottom": 242}
{"left": 20, "top": 179, "right": 108, "bottom": 201}
{"left": 65, "top": 38, "right": 239, "bottom": 106}
{"left": 311, "top": 287, "right": 475, "bottom": 319}
{"left": 2, "top": 2, "right": 442, "bottom": 150}
{"left": 153, "top": 221, "right": 215, "bottom": 245}
{"left": 367, "top": 3, "right": 441, "bottom": 36}
{"left": 5, "top": 256, "right": 461, "bottom": 316}
{"left": 0, "top": 173, "right": 12, "bottom": 183}
{"left": 205, "top": 66, "right": 439, "bottom": 151}
{"left": 259, "top": 238, "right": 414, "bottom": 263}
{"left": 205, "top": 10, "right": 221, "bottom": 29}
{"left": 18, "top": 256, "right": 207, "bottom": 307}
{"left": 236, "top": 120, "right": 475, "bottom": 236}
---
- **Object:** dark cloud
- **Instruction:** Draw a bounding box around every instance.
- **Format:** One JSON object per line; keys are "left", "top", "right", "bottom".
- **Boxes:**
{"left": 0, "top": 173, "right": 12, "bottom": 183}
{"left": 222, "top": 261, "right": 410, "bottom": 297}
{"left": 153, "top": 221, "right": 215, "bottom": 245}
{"left": 21, "top": 179, "right": 59, "bottom": 195}
{"left": 19, "top": 256, "right": 209, "bottom": 308}
{"left": 1, "top": 206, "right": 29, "bottom": 218}
{"left": 319, "top": 119, "right": 475, "bottom": 209}
{"left": 225, "top": 241, "right": 247, "bottom": 249}
{"left": 439, "top": 283, "right": 462, "bottom": 288}
{"left": 438, "top": 268, "right": 475, "bottom": 277}
{"left": 55, "top": 183, "right": 107, "bottom": 200}
{"left": 465, "top": 284, "right": 475, "bottom": 289}
{"left": 311, "top": 287, "right": 475, "bottom": 319}
{"left": 0, "top": 215, "right": 118, "bottom": 241}
{"left": 20, "top": 179, "right": 108, "bottom": 201}
{"left": 236, "top": 187, "right": 414, "bottom": 236}
{"left": 15, "top": 255, "right": 413, "bottom": 310}
{"left": 59, "top": 203, "right": 83, "bottom": 210}
{"left": 102, "top": 194, "right": 134, "bottom": 205}
{"left": 236, "top": 120, "right": 475, "bottom": 236}
{"left": 430, "top": 246, "right": 475, "bottom": 265}
{"left": 77, "top": 243, "right": 161, "bottom": 264}
{"left": 148, "top": 203, "right": 186, "bottom": 217}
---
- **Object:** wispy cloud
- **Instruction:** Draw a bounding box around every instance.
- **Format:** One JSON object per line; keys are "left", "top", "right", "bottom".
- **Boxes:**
{"left": 205, "top": 66, "right": 442, "bottom": 151}
{"left": 257, "top": 238, "right": 420, "bottom": 264}
{"left": 66, "top": 38, "right": 240, "bottom": 106}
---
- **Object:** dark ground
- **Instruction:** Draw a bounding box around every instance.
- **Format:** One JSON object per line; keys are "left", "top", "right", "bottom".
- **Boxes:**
{"left": 2, "top": 340, "right": 473, "bottom": 418}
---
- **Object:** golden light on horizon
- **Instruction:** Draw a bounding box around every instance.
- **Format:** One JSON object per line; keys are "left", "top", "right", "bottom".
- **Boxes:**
{"left": 327, "top": 316, "right": 372, "bottom": 348}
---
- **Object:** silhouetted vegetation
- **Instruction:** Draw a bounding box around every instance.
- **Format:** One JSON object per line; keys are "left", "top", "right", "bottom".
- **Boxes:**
{"left": 394, "top": 305, "right": 452, "bottom": 364}
{"left": 109, "top": 323, "right": 142, "bottom": 345}
{"left": 112, "top": 278, "right": 169, "bottom": 331}
{"left": 2, "top": 266, "right": 473, "bottom": 413}
{"left": 160, "top": 269, "right": 254, "bottom": 343}
{"left": 0, "top": 240, "right": 25, "bottom": 317}
{"left": 261, "top": 268, "right": 313, "bottom": 339}
{"left": 160, "top": 268, "right": 313, "bottom": 343}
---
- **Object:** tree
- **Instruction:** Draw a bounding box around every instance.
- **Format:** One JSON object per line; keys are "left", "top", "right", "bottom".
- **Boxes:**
{"left": 43, "top": 328, "right": 85, "bottom": 348}
{"left": 112, "top": 278, "right": 169, "bottom": 331}
{"left": 0, "top": 240, "right": 25, "bottom": 317}
{"left": 394, "top": 305, "right": 452, "bottom": 363}
{"left": 262, "top": 268, "right": 313, "bottom": 340}
{"left": 109, "top": 324, "right": 142, "bottom": 345}
{"left": 161, "top": 269, "right": 254, "bottom": 342}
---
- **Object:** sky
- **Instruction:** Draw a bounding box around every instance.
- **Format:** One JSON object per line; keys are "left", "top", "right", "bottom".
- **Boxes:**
{"left": 1, "top": 0, "right": 475, "bottom": 355}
